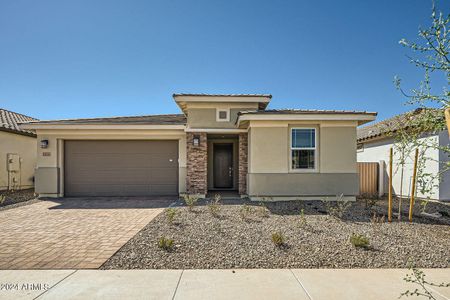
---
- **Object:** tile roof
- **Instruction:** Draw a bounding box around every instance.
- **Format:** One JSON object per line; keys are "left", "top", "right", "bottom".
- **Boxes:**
{"left": 173, "top": 93, "right": 272, "bottom": 98}
{"left": 24, "top": 114, "right": 187, "bottom": 125}
{"left": 238, "top": 109, "right": 377, "bottom": 115}
{"left": 0, "top": 108, "right": 38, "bottom": 136}
{"left": 357, "top": 108, "right": 443, "bottom": 142}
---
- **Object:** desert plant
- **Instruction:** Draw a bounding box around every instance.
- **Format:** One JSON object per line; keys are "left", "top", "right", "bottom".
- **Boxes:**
{"left": 0, "top": 189, "right": 14, "bottom": 205}
{"left": 239, "top": 204, "right": 252, "bottom": 220}
{"left": 182, "top": 194, "right": 199, "bottom": 212}
{"left": 0, "top": 194, "right": 6, "bottom": 205}
{"left": 299, "top": 208, "right": 307, "bottom": 228}
{"left": 350, "top": 233, "right": 370, "bottom": 249}
{"left": 371, "top": 212, "right": 385, "bottom": 236}
{"left": 271, "top": 232, "right": 285, "bottom": 248}
{"left": 158, "top": 237, "right": 174, "bottom": 251}
{"left": 258, "top": 202, "right": 269, "bottom": 218}
{"left": 166, "top": 208, "right": 177, "bottom": 224}
{"left": 208, "top": 194, "right": 222, "bottom": 217}
{"left": 400, "top": 264, "right": 450, "bottom": 299}
{"left": 323, "top": 194, "right": 352, "bottom": 219}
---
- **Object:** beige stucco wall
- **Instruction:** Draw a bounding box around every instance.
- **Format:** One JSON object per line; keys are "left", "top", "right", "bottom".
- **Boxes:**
{"left": 186, "top": 103, "right": 258, "bottom": 129}
{"left": 33, "top": 129, "right": 186, "bottom": 197}
{"left": 0, "top": 131, "right": 36, "bottom": 190}
{"left": 320, "top": 126, "right": 357, "bottom": 173}
{"left": 247, "top": 120, "right": 359, "bottom": 197}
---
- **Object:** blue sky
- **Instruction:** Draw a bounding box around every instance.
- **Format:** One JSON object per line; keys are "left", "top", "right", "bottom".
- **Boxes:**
{"left": 0, "top": 0, "right": 446, "bottom": 121}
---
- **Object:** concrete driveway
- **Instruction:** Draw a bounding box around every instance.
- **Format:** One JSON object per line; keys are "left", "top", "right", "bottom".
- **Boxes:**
{"left": 0, "top": 197, "right": 172, "bottom": 269}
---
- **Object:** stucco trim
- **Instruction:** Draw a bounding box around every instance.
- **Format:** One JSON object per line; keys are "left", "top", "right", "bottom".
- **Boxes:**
{"left": 185, "top": 128, "right": 247, "bottom": 133}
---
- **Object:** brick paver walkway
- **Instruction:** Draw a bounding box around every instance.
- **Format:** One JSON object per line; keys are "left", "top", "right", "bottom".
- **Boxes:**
{"left": 0, "top": 198, "right": 172, "bottom": 269}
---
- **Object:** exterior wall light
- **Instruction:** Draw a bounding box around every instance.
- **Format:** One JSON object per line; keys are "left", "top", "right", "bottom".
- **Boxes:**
{"left": 40, "top": 139, "right": 49, "bottom": 149}
{"left": 193, "top": 135, "right": 200, "bottom": 147}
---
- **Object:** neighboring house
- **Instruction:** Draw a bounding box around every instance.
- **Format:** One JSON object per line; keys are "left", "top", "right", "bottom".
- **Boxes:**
{"left": 357, "top": 109, "right": 450, "bottom": 201}
{"left": 20, "top": 94, "right": 376, "bottom": 200}
{"left": 0, "top": 109, "right": 38, "bottom": 191}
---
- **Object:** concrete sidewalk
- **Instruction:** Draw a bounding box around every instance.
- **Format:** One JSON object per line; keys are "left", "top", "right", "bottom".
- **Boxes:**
{"left": 0, "top": 269, "right": 449, "bottom": 300}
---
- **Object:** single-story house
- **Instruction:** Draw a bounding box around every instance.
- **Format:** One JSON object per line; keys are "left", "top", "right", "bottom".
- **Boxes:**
{"left": 357, "top": 109, "right": 450, "bottom": 201}
{"left": 0, "top": 109, "right": 38, "bottom": 190}
{"left": 20, "top": 94, "right": 376, "bottom": 200}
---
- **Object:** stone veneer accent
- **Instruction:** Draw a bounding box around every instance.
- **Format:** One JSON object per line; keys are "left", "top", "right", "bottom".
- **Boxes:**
{"left": 186, "top": 132, "right": 208, "bottom": 195}
{"left": 238, "top": 132, "right": 248, "bottom": 195}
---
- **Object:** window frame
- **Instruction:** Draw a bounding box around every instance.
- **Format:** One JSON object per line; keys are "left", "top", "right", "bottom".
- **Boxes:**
{"left": 216, "top": 108, "right": 230, "bottom": 122}
{"left": 289, "top": 127, "right": 319, "bottom": 172}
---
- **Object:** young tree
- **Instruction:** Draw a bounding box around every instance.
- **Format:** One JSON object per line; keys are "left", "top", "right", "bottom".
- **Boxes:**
{"left": 393, "top": 1, "right": 449, "bottom": 212}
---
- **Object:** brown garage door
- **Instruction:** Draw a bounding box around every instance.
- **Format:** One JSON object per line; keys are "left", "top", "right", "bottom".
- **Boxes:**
{"left": 64, "top": 140, "right": 178, "bottom": 196}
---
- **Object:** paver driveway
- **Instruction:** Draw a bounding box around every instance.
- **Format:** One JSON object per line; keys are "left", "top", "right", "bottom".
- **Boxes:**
{"left": 0, "top": 197, "right": 172, "bottom": 269}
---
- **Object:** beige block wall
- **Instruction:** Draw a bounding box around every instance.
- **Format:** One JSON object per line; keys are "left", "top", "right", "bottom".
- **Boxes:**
{"left": 0, "top": 131, "right": 37, "bottom": 190}
{"left": 34, "top": 129, "right": 187, "bottom": 197}
{"left": 247, "top": 121, "right": 358, "bottom": 197}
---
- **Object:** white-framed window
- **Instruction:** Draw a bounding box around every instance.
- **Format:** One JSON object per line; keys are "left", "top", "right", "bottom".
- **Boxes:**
{"left": 290, "top": 128, "right": 317, "bottom": 170}
{"left": 216, "top": 108, "right": 230, "bottom": 122}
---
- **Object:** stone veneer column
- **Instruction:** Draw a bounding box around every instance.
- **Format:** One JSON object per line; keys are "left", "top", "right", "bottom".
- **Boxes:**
{"left": 186, "top": 132, "right": 208, "bottom": 195}
{"left": 238, "top": 132, "right": 248, "bottom": 195}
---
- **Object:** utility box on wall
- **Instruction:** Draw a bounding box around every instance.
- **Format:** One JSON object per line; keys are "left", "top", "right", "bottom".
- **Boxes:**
{"left": 7, "top": 153, "right": 20, "bottom": 172}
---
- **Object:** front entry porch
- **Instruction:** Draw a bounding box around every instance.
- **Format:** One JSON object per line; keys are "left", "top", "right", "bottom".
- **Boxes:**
{"left": 186, "top": 132, "right": 248, "bottom": 197}
{"left": 207, "top": 134, "right": 238, "bottom": 192}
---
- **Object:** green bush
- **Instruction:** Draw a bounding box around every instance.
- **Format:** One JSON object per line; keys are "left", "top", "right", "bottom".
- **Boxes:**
{"left": 350, "top": 233, "right": 370, "bottom": 249}
{"left": 158, "top": 237, "right": 174, "bottom": 251}
{"left": 271, "top": 232, "right": 285, "bottom": 247}
{"left": 323, "top": 194, "right": 353, "bottom": 219}
{"left": 166, "top": 208, "right": 177, "bottom": 224}
{"left": 182, "top": 194, "right": 199, "bottom": 211}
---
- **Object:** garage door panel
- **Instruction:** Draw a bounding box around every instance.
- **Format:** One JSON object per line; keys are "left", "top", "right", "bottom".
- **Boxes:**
{"left": 68, "top": 154, "right": 159, "bottom": 168}
{"left": 69, "top": 169, "right": 152, "bottom": 184}
{"left": 65, "top": 140, "right": 179, "bottom": 196}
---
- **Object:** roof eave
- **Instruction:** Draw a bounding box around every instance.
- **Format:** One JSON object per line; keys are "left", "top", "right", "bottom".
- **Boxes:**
{"left": 237, "top": 113, "right": 377, "bottom": 127}
{"left": 173, "top": 94, "right": 272, "bottom": 115}
{"left": 0, "top": 127, "right": 36, "bottom": 137}
{"left": 19, "top": 123, "right": 187, "bottom": 130}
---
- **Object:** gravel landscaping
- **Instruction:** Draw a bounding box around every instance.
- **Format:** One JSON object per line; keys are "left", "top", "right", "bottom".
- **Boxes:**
{"left": 102, "top": 198, "right": 450, "bottom": 269}
{"left": 0, "top": 188, "right": 38, "bottom": 210}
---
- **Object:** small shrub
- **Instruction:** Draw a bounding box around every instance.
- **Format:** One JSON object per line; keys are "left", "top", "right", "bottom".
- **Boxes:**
{"left": 258, "top": 202, "right": 269, "bottom": 218}
{"left": 371, "top": 212, "right": 385, "bottom": 225}
{"left": 350, "top": 233, "right": 370, "bottom": 249}
{"left": 239, "top": 204, "right": 252, "bottom": 220}
{"left": 158, "top": 237, "right": 174, "bottom": 251}
{"left": 166, "top": 208, "right": 177, "bottom": 224}
{"left": 323, "top": 194, "right": 352, "bottom": 219}
{"left": 183, "top": 194, "right": 199, "bottom": 211}
{"left": 371, "top": 212, "right": 385, "bottom": 237}
{"left": 299, "top": 208, "right": 307, "bottom": 227}
{"left": 0, "top": 190, "right": 14, "bottom": 205}
{"left": 271, "top": 232, "right": 285, "bottom": 248}
{"left": 208, "top": 194, "right": 222, "bottom": 217}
